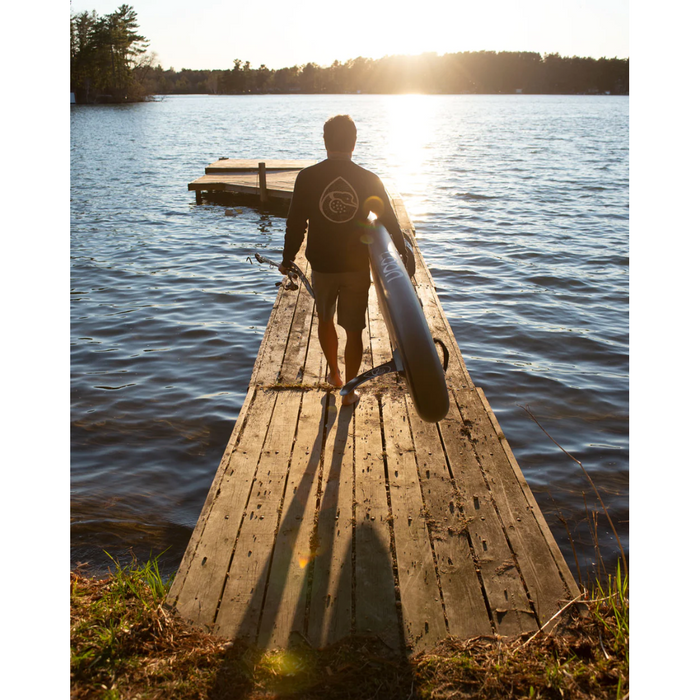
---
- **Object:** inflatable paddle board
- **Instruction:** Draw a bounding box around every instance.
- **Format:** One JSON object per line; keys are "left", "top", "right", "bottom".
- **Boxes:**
{"left": 341, "top": 221, "right": 450, "bottom": 423}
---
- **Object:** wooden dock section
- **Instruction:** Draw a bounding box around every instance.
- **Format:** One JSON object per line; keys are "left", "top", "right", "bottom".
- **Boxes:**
{"left": 188, "top": 159, "right": 316, "bottom": 203}
{"left": 170, "top": 162, "right": 580, "bottom": 654}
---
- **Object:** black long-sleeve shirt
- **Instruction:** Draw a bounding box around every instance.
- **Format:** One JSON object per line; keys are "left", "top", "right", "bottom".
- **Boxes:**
{"left": 282, "top": 156, "right": 406, "bottom": 273}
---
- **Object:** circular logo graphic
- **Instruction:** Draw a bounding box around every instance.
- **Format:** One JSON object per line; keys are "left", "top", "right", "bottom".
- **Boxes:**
{"left": 319, "top": 177, "right": 360, "bottom": 223}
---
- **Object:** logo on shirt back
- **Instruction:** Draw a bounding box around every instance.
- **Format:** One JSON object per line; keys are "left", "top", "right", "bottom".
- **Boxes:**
{"left": 319, "top": 177, "right": 359, "bottom": 223}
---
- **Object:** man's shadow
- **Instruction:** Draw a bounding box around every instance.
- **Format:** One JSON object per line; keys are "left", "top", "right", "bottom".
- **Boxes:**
{"left": 257, "top": 390, "right": 352, "bottom": 649}
{"left": 216, "top": 391, "right": 357, "bottom": 648}
{"left": 212, "top": 392, "right": 402, "bottom": 649}
{"left": 207, "top": 390, "right": 410, "bottom": 698}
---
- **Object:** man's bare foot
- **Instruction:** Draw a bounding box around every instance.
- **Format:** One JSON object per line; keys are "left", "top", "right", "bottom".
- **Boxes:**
{"left": 328, "top": 370, "right": 343, "bottom": 389}
{"left": 341, "top": 390, "right": 361, "bottom": 406}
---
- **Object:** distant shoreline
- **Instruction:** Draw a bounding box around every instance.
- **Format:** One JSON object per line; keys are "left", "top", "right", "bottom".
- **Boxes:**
{"left": 72, "top": 90, "right": 629, "bottom": 105}
{"left": 72, "top": 46, "right": 629, "bottom": 105}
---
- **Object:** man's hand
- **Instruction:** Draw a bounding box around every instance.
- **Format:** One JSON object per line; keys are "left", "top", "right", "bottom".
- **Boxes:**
{"left": 279, "top": 264, "right": 298, "bottom": 281}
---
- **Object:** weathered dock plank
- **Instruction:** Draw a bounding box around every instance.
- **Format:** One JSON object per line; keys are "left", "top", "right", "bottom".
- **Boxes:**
{"left": 213, "top": 390, "right": 302, "bottom": 639}
{"left": 278, "top": 258, "right": 316, "bottom": 385}
{"left": 475, "top": 385, "right": 581, "bottom": 628}
{"left": 458, "top": 387, "right": 578, "bottom": 626}
{"left": 405, "top": 400, "right": 493, "bottom": 639}
{"left": 172, "top": 388, "right": 278, "bottom": 627}
{"left": 167, "top": 162, "right": 580, "bottom": 653}
{"left": 256, "top": 390, "right": 327, "bottom": 648}
{"left": 307, "top": 397, "right": 355, "bottom": 647}
{"left": 354, "top": 392, "right": 403, "bottom": 649}
{"left": 382, "top": 390, "right": 448, "bottom": 651}
{"left": 437, "top": 395, "right": 538, "bottom": 635}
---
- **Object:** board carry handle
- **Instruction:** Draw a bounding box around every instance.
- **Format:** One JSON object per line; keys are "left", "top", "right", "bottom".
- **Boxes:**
{"left": 433, "top": 337, "right": 449, "bottom": 372}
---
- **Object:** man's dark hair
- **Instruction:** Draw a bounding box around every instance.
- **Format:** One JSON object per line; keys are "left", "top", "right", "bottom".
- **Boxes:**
{"left": 323, "top": 114, "right": 357, "bottom": 152}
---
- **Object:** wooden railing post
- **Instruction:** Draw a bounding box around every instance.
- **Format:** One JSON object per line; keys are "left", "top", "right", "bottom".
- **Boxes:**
{"left": 258, "top": 162, "right": 267, "bottom": 203}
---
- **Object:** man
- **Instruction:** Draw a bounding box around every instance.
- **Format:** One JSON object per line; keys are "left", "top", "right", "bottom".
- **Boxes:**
{"left": 280, "top": 114, "right": 407, "bottom": 406}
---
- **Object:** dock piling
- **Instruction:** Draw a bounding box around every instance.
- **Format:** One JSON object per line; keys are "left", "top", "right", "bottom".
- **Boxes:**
{"left": 258, "top": 162, "right": 268, "bottom": 203}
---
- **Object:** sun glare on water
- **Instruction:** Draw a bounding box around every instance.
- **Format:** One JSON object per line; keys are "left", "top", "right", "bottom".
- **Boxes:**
{"left": 381, "top": 94, "right": 436, "bottom": 207}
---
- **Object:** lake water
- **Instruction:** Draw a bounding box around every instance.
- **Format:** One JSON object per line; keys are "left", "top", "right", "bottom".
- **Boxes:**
{"left": 70, "top": 94, "right": 628, "bottom": 586}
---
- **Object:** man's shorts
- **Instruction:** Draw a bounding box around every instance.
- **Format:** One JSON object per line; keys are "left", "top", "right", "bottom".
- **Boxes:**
{"left": 312, "top": 269, "right": 371, "bottom": 332}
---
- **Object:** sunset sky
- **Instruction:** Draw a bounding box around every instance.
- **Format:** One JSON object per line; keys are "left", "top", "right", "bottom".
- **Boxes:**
{"left": 69, "top": 0, "right": 629, "bottom": 71}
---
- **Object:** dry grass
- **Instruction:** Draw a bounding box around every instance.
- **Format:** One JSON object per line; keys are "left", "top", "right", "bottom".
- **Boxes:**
{"left": 70, "top": 557, "right": 628, "bottom": 700}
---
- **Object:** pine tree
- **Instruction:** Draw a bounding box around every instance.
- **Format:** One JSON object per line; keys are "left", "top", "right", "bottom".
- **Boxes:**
{"left": 70, "top": 5, "right": 149, "bottom": 103}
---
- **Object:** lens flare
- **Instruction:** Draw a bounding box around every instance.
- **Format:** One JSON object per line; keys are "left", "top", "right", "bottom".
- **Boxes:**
{"left": 266, "top": 650, "right": 305, "bottom": 676}
{"left": 364, "top": 195, "right": 384, "bottom": 218}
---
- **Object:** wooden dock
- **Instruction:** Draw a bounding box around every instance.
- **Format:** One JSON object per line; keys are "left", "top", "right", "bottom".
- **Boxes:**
{"left": 188, "top": 159, "right": 316, "bottom": 204}
{"left": 168, "top": 161, "right": 580, "bottom": 653}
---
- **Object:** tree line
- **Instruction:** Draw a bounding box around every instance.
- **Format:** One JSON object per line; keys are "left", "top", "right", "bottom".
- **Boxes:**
{"left": 71, "top": 4, "right": 153, "bottom": 103}
{"left": 147, "top": 53, "right": 628, "bottom": 97}
{"left": 71, "top": 7, "right": 629, "bottom": 103}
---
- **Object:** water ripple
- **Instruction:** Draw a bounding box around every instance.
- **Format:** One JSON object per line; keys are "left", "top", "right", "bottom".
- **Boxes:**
{"left": 71, "top": 94, "right": 628, "bottom": 580}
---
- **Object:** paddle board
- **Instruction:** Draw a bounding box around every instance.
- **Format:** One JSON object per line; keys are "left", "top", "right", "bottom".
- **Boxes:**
{"left": 343, "top": 221, "right": 449, "bottom": 423}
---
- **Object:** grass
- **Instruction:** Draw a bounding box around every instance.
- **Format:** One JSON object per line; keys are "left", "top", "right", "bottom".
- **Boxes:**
{"left": 589, "top": 561, "right": 629, "bottom": 668}
{"left": 70, "top": 553, "right": 628, "bottom": 699}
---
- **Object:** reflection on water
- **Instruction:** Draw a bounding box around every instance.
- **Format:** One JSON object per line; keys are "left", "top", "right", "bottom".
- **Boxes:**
{"left": 71, "top": 95, "right": 628, "bottom": 582}
{"left": 382, "top": 95, "right": 437, "bottom": 198}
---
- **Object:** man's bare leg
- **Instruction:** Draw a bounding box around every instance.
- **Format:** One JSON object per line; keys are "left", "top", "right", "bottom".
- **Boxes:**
{"left": 342, "top": 329, "right": 364, "bottom": 406}
{"left": 318, "top": 317, "right": 343, "bottom": 388}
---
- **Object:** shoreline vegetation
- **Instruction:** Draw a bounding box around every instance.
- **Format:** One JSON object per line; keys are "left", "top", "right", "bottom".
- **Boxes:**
{"left": 70, "top": 6, "right": 629, "bottom": 105}
{"left": 70, "top": 554, "right": 629, "bottom": 699}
